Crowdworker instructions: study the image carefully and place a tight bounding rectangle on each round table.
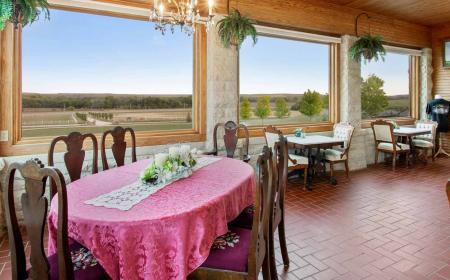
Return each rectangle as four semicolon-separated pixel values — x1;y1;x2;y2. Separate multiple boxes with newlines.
47;157;255;280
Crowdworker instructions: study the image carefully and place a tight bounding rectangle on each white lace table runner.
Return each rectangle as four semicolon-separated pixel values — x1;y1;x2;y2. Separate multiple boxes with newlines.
85;157;222;211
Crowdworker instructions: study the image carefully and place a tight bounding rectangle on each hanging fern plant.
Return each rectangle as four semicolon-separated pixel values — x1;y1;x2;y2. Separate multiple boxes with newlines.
0;0;50;31
349;13;386;63
217;9;257;49
349;34;386;63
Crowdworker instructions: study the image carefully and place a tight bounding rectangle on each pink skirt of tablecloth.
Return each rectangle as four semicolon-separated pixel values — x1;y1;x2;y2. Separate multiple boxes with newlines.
47;157;255;280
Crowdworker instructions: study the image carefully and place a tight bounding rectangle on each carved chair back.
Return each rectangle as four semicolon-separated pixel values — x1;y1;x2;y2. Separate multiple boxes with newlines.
48;132;98;195
101;126;137;170
333;122;355;157
212;121;250;161
264;125;282;150
247;146;274;279
371;120;399;151
415;120;438;143
3;159;73;280
272;135;288;231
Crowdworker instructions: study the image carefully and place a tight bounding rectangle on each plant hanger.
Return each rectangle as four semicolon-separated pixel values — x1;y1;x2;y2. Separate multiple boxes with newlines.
355;12;371;37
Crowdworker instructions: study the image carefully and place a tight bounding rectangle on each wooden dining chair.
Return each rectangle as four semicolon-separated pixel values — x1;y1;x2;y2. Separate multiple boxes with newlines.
268;135;290;278
371;120;410;171
188;146;273;280
205;121;251;163
323;122;355;178
413;120;438;163
48;132;98;195
265;125;308;186
101;126;137;170
3;159;109;280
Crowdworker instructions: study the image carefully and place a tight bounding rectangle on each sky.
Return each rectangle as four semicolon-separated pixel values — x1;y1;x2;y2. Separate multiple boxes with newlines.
23;9;409;96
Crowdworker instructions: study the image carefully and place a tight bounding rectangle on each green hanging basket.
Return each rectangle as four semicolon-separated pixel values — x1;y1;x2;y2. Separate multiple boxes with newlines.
217;9;257;49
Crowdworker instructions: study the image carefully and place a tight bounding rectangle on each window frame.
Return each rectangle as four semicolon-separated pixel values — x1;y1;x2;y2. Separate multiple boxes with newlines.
360;47;422;128
237;26;340;137
3;4;207;156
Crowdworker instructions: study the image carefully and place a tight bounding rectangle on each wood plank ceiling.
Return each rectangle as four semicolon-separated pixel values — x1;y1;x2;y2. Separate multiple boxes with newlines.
325;0;450;26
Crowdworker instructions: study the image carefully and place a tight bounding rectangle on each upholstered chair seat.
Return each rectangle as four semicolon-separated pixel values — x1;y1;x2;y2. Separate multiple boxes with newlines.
412;139;434;148
199;228;251;273
288;154;309;166
378;142;410;151
47;239;109;280
324;148;348;161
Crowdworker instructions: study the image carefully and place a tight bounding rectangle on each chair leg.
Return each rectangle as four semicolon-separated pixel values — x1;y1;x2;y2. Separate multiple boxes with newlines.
278;217;289;270
405;152;410;167
262;253;271;280
344;160;349;178
375;149;379;164
303;167;308;187
269;229;278;280
392;153;396;171
330;163;334;179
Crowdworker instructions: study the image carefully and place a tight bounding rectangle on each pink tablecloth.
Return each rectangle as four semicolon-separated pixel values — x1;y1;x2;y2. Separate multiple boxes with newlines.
48;157;255;280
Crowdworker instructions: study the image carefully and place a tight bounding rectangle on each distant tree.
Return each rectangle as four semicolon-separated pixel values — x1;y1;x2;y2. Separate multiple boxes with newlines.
322;93;329;109
298;90;323;120
254;96;271;124
275;97;290;118
240;97;252;119
361;74;389;118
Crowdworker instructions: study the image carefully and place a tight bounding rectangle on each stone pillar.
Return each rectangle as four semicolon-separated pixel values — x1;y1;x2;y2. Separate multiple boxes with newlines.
420;48;433;120
205;15;239;150
340;35;367;170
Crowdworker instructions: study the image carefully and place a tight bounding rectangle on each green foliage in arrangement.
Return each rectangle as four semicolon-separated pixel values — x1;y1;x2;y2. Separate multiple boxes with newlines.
0;0;50;31
254;96;271;124
240;97;251;119
298;90;323;120
361;74;389;118
217;9;257;49
349;34;386;63
274;97;290;118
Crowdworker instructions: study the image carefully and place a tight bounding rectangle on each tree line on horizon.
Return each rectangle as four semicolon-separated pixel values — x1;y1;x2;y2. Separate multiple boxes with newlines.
23;94;192;110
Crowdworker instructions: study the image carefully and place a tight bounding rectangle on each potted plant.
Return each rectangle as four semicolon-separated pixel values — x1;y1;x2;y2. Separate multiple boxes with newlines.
217;9;257;49
349;34;386;63
0;0;50;31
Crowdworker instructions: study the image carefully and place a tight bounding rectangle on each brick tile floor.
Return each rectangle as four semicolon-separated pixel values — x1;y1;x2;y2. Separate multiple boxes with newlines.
0;158;449;279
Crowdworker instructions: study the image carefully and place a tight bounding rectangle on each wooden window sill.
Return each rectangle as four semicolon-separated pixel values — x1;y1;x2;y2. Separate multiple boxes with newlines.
0;130;206;156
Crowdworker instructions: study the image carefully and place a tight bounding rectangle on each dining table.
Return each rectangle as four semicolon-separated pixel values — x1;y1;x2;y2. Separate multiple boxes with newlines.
47;156;255;280
287;135;345;189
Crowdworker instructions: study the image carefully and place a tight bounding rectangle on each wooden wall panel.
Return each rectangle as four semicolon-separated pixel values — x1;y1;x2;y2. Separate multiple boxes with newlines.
228;0;431;48
432;23;450;100
92;0;431;47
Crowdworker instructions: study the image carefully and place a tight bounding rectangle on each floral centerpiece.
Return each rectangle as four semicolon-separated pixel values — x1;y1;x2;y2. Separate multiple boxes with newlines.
140;145;197;185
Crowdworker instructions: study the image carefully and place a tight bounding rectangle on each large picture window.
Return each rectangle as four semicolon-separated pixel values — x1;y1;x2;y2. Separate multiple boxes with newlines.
239;35;331;127
21;9;195;138
361;52;412;120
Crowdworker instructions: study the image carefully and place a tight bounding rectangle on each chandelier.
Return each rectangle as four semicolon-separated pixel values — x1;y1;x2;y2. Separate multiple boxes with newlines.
150;0;215;35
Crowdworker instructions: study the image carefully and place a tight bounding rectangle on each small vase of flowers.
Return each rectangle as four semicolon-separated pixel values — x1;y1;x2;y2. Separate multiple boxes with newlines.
140;145;197;185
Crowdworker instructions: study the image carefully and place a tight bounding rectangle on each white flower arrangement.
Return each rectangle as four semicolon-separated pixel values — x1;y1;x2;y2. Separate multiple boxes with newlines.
140;145;197;185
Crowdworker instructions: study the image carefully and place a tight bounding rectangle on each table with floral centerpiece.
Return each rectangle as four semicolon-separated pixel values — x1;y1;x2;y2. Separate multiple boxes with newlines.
47;146;255;280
